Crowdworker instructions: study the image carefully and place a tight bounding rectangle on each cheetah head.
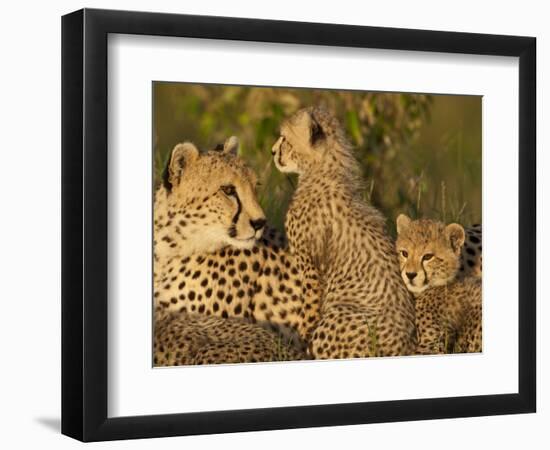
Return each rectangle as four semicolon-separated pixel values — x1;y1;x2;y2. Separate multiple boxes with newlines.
154;136;266;258
271;106;352;175
395;214;465;294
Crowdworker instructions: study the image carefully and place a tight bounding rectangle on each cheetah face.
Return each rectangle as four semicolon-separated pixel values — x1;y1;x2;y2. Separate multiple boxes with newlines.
395;214;465;294
271;108;328;175
271;135;301;174
155;137;266;257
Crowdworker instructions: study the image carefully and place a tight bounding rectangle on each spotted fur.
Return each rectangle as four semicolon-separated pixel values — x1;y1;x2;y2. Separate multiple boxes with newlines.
154;307;306;365
395;215;482;294
154;137;321;363
459;224;482;278
272;107;417;358
395;216;482;354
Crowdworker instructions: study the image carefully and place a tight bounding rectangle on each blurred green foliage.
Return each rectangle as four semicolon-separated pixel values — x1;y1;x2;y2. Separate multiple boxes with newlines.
153;83;481;234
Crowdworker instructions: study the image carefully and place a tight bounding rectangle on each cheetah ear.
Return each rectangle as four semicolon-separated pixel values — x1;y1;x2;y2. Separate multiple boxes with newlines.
163;142;199;192
396;214;412;235
445;223;465;255
308;111;325;146
222;136;239;155
294;109;325;147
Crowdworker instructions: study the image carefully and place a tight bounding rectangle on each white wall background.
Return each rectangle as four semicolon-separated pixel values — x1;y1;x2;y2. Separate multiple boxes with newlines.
0;0;546;448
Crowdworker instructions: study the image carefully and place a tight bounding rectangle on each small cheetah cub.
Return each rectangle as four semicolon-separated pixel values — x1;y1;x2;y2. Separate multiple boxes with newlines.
396;215;482;354
272;107;416;357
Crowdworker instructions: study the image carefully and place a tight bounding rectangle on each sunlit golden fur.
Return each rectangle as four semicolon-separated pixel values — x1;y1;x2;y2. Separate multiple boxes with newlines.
414;278;482;354
273;107;416;358
273;106;362;181
154;137;266;262
396;214;465;295
154;307;306;365
395;216;482;354
153;139;321;360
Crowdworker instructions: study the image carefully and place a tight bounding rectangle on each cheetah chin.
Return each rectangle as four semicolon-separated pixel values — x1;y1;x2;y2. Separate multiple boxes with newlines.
226;234;259;249
404;281;429;295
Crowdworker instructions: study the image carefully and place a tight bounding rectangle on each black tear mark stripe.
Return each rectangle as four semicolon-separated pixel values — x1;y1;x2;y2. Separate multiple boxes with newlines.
231;192;242;225
421;262;428;285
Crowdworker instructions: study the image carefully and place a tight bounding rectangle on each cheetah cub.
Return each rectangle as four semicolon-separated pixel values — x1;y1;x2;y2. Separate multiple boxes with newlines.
395;214;482;354
272;107;416;358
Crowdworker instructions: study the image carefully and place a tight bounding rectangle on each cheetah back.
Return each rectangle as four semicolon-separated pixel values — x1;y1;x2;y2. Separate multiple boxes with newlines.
273;107;417;358
154;308;307;366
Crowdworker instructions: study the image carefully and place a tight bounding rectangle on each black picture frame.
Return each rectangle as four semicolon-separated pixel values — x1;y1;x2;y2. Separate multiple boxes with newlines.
62;8;536;442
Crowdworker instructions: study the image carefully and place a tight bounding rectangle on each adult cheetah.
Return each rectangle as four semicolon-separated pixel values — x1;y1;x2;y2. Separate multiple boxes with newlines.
459;224;482;278
395;214;482;354
154;307;305;366
271;107;417;358
154;137;321;355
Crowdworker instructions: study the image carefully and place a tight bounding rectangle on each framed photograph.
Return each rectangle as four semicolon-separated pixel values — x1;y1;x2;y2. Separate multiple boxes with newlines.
62;8;536;441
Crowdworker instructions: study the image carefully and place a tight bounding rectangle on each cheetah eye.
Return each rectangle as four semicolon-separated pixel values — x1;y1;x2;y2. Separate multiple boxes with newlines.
422;253;434;261
220;184;236;196
401;250;408;258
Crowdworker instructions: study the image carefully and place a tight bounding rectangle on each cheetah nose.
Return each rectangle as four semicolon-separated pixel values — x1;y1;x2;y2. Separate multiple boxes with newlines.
250;218;266;231
406;272;417;281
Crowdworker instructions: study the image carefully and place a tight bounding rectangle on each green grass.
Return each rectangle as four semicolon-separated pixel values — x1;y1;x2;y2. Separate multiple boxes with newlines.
153;83;482;361
153;83;481;233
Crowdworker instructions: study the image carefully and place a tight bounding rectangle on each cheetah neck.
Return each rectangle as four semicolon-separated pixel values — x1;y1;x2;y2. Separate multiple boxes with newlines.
297;152;364;196
154;220;227;263
411;271;461;298
154;190;227;263
291;158;411;314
